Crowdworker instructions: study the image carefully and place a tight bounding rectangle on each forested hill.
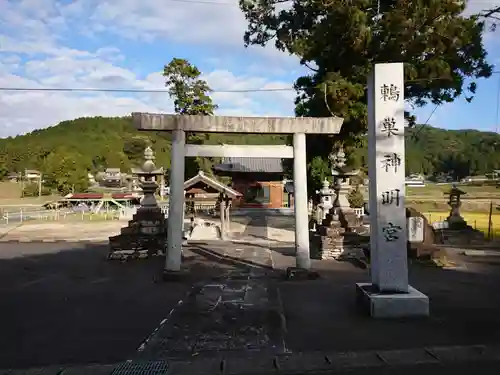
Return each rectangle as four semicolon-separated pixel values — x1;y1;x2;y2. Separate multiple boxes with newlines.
346;126;500;180
404;126;500;179
0;116;288;181
1;116;499;183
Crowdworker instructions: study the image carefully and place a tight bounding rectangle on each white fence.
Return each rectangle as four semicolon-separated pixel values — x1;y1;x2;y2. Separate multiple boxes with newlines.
1;203;367;225
0;208;121;225
353;207;365;218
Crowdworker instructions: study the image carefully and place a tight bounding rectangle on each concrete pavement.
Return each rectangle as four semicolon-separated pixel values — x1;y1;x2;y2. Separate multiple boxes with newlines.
2;233;500;373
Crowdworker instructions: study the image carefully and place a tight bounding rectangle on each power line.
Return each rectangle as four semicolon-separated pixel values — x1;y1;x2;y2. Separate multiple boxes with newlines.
0;87;294;93
2;71;499;95
3;72;499;94
411;104;439;141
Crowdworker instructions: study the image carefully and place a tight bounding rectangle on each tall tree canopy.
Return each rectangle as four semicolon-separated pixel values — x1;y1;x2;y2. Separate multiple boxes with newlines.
239;0;493;190
163;58;219;177
163;58;218;116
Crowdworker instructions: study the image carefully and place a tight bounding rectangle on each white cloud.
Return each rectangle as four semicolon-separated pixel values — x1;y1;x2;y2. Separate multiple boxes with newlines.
0;0;299;137
0;43;295;137
0;52;295;137
73;0;298;67
2;0;498;139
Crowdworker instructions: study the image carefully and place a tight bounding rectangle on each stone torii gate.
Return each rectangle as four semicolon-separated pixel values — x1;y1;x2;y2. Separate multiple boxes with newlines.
132;113;343;275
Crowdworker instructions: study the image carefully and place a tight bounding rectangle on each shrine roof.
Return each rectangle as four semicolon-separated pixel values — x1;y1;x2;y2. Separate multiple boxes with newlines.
184;171;242;198
332;165;359;175
213;157;284;173
130;167;164;175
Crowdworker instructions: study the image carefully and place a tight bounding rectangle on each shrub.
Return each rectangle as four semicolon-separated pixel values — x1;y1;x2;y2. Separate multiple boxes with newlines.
347;187;365;208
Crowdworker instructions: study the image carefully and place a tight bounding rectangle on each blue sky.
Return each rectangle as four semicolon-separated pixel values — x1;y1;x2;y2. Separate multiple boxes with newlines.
1;0;500;137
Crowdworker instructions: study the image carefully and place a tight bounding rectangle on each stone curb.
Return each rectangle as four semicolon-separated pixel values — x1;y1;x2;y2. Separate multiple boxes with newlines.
0;239;107;244
2;344;500;374
0;223;24;240
461;250;500;257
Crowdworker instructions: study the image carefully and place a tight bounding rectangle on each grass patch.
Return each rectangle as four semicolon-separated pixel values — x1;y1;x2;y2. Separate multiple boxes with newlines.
0;182;61;206
407;183;500;198
0;181;22;199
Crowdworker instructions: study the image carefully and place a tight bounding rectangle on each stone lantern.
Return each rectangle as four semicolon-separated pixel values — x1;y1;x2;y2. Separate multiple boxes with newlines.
107;147;168;260
138;147;160;210
315;178;336;223
329;146;360;212
445;183;467;228
131;146;166;199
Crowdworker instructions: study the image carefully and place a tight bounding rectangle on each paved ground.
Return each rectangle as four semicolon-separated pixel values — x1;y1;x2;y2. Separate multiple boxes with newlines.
186;241;500;352
0;216;290;242
0;221;124;241
0;242;237;369
2;221;500;373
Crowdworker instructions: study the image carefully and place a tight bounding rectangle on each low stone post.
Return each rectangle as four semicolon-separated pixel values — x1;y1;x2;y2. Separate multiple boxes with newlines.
219;194;226;240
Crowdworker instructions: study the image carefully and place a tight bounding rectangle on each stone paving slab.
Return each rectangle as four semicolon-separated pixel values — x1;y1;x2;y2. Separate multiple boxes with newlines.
3;344;500;374
188;242;275;270
136;277;285;359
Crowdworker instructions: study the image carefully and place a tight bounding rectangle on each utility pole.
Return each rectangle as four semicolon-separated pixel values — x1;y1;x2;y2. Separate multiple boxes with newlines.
488;200;493;241
20;170;24;198
38;173;42;198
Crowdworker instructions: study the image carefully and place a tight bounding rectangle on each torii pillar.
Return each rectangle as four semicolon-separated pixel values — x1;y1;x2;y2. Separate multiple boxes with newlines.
132;113;343;278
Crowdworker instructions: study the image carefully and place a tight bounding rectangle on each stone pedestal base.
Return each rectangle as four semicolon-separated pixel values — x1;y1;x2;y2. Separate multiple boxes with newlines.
355;283;429;318
446;215;467;228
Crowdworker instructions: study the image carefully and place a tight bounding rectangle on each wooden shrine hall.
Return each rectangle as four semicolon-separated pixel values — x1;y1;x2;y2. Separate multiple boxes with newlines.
183;171;241;240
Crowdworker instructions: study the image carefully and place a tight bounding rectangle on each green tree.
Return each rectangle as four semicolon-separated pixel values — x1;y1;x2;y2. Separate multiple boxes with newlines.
163;58;219;177
163;58;218;116
239;0;492;189
42;149;90;195
123;137;148;161
308;156;331;195
0;157;7;180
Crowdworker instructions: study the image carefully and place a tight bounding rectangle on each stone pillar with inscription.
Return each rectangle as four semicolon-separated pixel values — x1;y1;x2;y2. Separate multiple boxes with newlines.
356;63;429;318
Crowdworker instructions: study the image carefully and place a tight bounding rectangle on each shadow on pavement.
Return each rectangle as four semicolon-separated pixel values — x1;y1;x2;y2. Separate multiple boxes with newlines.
0;242;267;370
277;255;500;355
2;240;500;372
189;244;276;273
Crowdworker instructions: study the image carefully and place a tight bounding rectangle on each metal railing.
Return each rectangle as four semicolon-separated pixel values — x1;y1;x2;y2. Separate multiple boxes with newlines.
1;204;366;225
0;208;121;225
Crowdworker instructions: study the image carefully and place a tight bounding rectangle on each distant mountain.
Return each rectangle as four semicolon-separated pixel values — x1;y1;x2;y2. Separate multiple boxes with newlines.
0;116;287;182
347;125;500;180
1;117;498;185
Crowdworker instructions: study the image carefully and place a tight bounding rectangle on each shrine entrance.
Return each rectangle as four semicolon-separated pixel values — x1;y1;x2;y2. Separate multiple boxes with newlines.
132;113;343;274
183;170;242;240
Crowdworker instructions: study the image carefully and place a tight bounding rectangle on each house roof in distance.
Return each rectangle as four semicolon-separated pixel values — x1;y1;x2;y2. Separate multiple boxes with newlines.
183;171;242;198
213;157;284;173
